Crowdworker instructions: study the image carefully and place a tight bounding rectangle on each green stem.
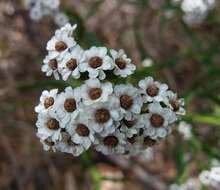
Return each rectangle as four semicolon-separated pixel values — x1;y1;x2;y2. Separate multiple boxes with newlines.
184;114;220;128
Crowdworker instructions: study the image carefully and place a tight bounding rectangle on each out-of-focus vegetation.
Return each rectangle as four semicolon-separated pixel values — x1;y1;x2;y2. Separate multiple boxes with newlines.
0;0;220;189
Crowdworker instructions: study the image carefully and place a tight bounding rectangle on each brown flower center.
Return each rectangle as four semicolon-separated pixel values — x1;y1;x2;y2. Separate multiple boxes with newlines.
76;124;90;137
127;135;137;144
144;137;156;147
66;58;77;71
44;139;55;146
89;88;102;100
95;108;110;123
150;114;164;128
89;56;103;68
123;119;136;128
146;85;159;97
55;41;67;52
47;118;60;130
64;98;76;112
44;97;54;108
103;136;118;148
115;58;126;69
49;59;58;70
170;100;180;112
120;95;133;110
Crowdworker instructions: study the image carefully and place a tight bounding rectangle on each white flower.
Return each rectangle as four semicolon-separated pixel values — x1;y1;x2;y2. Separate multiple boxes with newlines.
143;102;176;139
36;111;63;142
54;87;81;126
79;46;113;80
181;0;216;25
87;96;122;137
80;78;113;105
120;114;145;138
35;89;58;114
55;23;77;37
199;167;220;188
142;58;154;68
66;112;95;150
138;77;168;103
59;45;84;81
165;91;185;116
37;135;57;152
95;130;126;155
114;84;143;120
170;178;200;190
54;12;69;27
42;55;60;80
178;121;192;140
110;49;136;77
56;132;84;156
46;27;76;60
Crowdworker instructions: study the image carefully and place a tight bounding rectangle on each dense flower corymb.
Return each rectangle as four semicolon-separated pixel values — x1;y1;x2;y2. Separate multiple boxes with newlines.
35;23;185;157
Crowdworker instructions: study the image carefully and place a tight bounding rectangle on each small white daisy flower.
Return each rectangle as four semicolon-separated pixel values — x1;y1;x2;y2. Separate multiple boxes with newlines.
87;96;122;137
46;27;76;60
143;102;177;139
35;89;58;114
36;111;63;142
54;87;81;126
37;135;57;152
80;78;113;105
66;113;95;150
95;130;126;155
56;132;84;156
42;55;60;80
165;90;186;116
114;84;143;120
59;45;84;81
138;77;168;103
120;114;145;138
110;49;136;77
79;46;113;80
55;23;77;37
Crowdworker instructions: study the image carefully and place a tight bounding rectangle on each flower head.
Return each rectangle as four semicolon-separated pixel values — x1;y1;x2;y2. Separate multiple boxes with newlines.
144;102;176;139
80;78;113;105
79;46;113;80
110;49;136;77
95;130;126;155
114;84;143;120
35;89;58;114
59;45;84;81
87;96;122;136
54;87;81;126
139;77;168;103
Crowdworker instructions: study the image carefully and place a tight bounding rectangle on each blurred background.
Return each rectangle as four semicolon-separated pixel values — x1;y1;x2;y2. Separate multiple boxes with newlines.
0;0;220;189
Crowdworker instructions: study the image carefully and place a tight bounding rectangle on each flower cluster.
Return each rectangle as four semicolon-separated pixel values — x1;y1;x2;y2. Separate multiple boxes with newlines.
180;0;216;25
24;0;68;26
199;166;220;189
169;178;201;190
35;23;185;156
41;24;136;81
